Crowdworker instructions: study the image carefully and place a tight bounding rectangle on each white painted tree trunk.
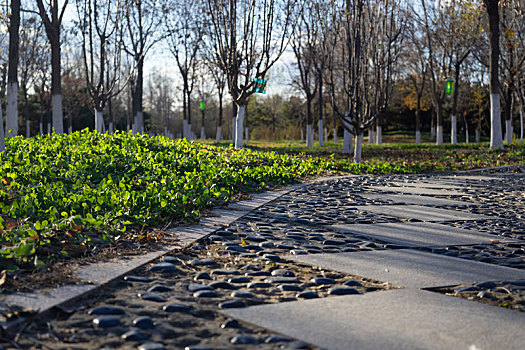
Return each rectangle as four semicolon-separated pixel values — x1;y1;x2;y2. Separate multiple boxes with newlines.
182;119;188;139
505;119;512;144
436;125;443;145
324;127;328;143
68;125;72;134
520;110;523;143
47;123;51;134
39;122;43;135
465;127;469;144
52;94;63;133
342;122;353;154
306;124;313;147
216;126;222;143
333;128;337;143
232;116;236;145
200;126;205;139
26;120;30;138
354;132;364;163
451;115;457;145
475;129;480;143
188;123;193;140
415;130;421;144
376;125;382;145
245;127;249;143
0;105;5;152
109;122;114;134
136;111;144;134
95;109;105;132
6;82;18;137
430;125;436;140
318;119;324;146
490;93;504;149
234;105;245;149
368;129;376;144
300;128;304;142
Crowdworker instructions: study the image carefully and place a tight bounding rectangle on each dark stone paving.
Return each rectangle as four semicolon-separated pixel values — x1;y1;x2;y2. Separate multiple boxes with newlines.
2;170;525;349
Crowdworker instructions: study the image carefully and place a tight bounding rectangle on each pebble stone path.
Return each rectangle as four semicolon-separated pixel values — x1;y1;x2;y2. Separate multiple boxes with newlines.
2;169;525;349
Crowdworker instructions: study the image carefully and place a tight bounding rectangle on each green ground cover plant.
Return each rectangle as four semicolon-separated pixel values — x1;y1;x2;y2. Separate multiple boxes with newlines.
0;130;523;270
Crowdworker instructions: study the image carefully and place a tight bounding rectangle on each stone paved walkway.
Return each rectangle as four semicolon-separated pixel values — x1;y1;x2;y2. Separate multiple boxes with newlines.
2;170;525;349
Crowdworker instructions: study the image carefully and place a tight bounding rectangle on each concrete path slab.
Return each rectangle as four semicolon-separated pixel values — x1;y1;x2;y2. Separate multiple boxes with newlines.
361;193;472;206
222;289;525;350
328;222;511;248
353;205;493;221
368;186;465;196
289;250;525;288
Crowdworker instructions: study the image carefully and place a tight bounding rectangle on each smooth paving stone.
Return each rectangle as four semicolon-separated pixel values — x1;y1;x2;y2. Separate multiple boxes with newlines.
138;292;167;303
163;303;191;313
352;205;493;222
343;280;363;287
122;329;149;341
148;262;179;274
133;316;155;329
193;290;219;298
147;285;172;293
92;316;121;328
361;193;473;206
124;276;153;283
88;306;125;315
296;291;318;299
221;319;240;328
209;281;237;290
279;284;304;292
368;186;466;196
188;284;213;292
194;272;211;281
185;346;213;350
211;269;241;276
290;250;525;289
271;269;295;277
329;222;512;248
138;342;165;350
231;290;256;299
230;334;258;345
163;256;182;264
328;287;360;295
265;335;292;343
219;300;245;309
228;277;251;284
310;277;337;285
189;258;217;266
222;289;525;350
265;276;301;284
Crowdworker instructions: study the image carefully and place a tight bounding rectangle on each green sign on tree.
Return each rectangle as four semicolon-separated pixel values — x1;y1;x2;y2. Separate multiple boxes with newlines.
445;78;454;95
253;78;267;94
200;100;205;110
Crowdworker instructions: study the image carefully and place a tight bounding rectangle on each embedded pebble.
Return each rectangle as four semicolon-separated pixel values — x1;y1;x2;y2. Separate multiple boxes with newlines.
265;276;301;284
88;306;125;315
343;280;363;287
328;287;360;295
231;290;256;299
209;281;237;290
271;269;295;277
138;342;165;350
147;285;172;293
211;269;240;276
92;316;120;328
124;276;153;283
148;262;179;274
230;334;258;345
194;272;212;281
265;335;292;343
219;300;245;309
310;277;336;285
221;319;239;328
133;316;155;329
296;291;318;299
278;284;304;292
138;292;167;302
163;303;191;313
193;290;219;298
247;282;272;289
122;329;148;341
188;284;213;293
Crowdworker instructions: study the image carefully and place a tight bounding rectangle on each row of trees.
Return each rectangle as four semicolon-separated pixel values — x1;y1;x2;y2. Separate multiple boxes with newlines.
1;0;524;162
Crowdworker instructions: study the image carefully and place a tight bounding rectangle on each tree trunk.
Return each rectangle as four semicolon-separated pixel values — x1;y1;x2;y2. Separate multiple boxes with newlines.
216;94;223;143
415;105;421;144
6;0;20;137
318;74;324;146
436;103;443;145
216;126;222;143
376;125;382;145
504;93;513;144
200;109;205;139
354;131;364;163
306;97;313;147
342;117;353;154
451;65;461;145
368;128;376;144
234;104;245;149
451;115;457;145
475;128;480;143
0;104;5;152
484;0;503;149
318;118;324;146
95;109;105;132
245;127;249;143
232;102;237;145
133;57;144;134
520;109;523;143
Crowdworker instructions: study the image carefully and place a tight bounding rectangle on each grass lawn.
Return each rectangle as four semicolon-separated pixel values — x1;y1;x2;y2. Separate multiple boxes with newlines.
1;129;524;273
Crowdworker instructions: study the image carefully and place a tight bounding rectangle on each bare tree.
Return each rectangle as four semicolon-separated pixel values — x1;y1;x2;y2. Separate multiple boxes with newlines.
32;0;68;134
328;0;405;161
77;0;127;133
483;0;504;149
6;0;20;137
165;0;205;140
122;0;162;134
291;1;319;147
206;0;298;149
